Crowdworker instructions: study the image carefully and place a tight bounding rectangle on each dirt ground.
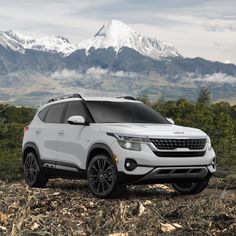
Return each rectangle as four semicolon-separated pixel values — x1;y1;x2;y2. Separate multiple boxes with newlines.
0;178;235;236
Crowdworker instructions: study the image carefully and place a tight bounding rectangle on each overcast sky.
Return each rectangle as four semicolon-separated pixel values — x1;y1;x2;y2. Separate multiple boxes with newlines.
0;0;236;64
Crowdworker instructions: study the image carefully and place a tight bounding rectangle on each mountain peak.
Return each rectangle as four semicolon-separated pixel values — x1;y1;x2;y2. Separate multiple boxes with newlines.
95;20;132;37
4;30;33;42
0;30;76;55
78;20;180;59
0;21;180;59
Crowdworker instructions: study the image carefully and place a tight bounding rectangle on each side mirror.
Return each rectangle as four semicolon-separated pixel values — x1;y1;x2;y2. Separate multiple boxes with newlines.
166;118;175;125
67;115;89;125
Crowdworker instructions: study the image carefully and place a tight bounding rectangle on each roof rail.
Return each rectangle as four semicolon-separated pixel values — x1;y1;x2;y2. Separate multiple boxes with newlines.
47;94;83;103
116;96;136;101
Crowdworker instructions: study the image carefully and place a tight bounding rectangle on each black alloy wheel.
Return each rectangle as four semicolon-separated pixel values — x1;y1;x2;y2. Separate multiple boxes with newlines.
24;152;48;187
87;155;117;198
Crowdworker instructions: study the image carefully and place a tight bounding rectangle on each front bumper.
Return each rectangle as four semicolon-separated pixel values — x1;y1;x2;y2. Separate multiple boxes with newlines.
111;139;216;183
118;165;214;185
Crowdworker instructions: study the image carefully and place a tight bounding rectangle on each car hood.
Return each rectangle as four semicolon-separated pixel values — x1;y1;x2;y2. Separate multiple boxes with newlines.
98;123;207;138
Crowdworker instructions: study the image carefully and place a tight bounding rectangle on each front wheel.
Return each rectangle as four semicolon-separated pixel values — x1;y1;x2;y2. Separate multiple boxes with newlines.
172;179;209;195
24;152;48;188
87;155;118;198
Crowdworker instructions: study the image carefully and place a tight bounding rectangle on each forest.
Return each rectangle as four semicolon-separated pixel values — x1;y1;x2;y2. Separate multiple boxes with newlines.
0;90;236;182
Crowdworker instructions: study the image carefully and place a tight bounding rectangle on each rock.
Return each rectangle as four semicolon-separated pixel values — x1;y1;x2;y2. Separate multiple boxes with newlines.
138;202;145;216
0;225;7;231
10;201;20;209
160;223;182;233
144;200;152;205
0;211;8;225
31;222;40;230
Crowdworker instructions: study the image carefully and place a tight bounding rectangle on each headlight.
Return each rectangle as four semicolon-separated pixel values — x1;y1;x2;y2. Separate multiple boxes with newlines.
107;133;150;151
207;136;212;151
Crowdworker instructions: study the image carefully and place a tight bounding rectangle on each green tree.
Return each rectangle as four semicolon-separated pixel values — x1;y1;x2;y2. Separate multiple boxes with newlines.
197;87;211;105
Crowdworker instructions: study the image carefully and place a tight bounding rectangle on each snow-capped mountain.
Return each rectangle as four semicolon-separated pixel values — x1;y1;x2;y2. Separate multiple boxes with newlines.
0;30;77;55
77;20;180;59
0;20;236;105
0;20;180;59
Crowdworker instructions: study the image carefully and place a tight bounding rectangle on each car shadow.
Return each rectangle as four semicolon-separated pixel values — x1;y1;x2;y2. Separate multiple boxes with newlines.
47;179;180;200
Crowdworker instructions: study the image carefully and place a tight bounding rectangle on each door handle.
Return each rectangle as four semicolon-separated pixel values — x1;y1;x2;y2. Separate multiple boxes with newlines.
35;129;41;135
58;130;64;136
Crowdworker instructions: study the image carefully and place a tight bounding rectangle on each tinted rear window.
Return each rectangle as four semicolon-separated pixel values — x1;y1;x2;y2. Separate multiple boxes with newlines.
38;106;50;121
85;101;169;124
45;103;66;123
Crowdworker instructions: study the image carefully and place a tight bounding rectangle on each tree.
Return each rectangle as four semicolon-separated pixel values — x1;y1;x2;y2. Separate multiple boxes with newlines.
197;87;211;105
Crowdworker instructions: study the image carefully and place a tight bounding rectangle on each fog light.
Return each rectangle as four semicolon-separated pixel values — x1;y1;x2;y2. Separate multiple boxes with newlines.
125;159;137;171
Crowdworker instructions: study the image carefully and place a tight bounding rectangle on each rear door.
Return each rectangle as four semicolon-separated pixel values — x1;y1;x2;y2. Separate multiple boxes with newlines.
56;101;89;169
37;102;66;164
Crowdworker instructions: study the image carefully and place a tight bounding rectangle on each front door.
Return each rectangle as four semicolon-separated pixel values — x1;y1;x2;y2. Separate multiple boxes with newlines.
56;101;89;170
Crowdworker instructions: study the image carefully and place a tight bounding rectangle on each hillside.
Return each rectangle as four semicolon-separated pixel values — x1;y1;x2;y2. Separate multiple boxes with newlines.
0;20;236;105
0;178;235;236
0;100;236;235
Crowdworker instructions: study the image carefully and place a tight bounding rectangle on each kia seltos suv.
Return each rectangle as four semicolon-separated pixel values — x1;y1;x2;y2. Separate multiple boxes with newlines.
22;94;216;198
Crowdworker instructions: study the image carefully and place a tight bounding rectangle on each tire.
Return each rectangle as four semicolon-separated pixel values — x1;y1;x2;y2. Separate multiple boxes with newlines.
24;152;48;188
172;179;209;195
87;154;118;198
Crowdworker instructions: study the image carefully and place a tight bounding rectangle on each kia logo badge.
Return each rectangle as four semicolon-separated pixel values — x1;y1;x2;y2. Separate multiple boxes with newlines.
174;131;184;134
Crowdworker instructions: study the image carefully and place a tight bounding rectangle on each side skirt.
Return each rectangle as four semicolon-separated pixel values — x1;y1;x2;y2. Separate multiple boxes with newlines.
41;160;86;179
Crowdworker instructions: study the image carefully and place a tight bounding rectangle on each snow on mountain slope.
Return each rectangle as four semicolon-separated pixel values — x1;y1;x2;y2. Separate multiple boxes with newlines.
0;30;77;55
77;20;180;59
0;30;28;53
29;35;77;55
0;20;180;59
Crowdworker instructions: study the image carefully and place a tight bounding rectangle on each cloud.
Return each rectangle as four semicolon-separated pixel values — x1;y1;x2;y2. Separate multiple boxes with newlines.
85;67;108;79
0;0;236;63
198;73;236;83
51;69;81;79
51;67;140;81
213;42;222;47
179;72;236;84
203;21;236;32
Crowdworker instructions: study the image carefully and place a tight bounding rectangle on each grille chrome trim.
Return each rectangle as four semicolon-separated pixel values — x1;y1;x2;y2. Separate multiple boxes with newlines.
150;138;207;150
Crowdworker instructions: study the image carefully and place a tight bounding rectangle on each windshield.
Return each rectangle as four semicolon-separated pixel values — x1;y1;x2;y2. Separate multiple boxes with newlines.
85;101;169;124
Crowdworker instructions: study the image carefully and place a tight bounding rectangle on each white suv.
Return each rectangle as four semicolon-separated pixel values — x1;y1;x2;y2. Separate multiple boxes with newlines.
22;94;216;198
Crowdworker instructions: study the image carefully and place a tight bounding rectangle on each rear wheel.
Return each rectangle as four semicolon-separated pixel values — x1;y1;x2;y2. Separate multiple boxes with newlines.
172;179;209;195
87;154;118;198
24;152;48;188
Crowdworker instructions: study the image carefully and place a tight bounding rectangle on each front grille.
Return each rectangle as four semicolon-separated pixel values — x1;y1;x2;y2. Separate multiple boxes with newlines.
154;151;206;157
150;138;206;150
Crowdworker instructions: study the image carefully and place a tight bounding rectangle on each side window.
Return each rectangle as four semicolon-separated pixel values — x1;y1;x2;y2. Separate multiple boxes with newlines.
38;106;50;121
45;103;66;123
64;101;87;123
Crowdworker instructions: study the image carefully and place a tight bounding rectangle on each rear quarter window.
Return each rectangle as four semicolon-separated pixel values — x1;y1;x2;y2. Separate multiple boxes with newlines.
44;103;66;123
38;106;50;121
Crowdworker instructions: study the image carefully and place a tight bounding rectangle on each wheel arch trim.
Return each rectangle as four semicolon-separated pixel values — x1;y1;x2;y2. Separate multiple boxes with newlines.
86;143;115;168
22;142;41;165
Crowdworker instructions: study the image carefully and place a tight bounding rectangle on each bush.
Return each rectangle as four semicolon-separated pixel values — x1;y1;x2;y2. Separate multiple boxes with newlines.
142;97;236;167
0;100;236;181
0;104;34;180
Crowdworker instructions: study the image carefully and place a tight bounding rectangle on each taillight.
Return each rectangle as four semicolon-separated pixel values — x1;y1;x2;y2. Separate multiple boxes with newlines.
24;126;29;133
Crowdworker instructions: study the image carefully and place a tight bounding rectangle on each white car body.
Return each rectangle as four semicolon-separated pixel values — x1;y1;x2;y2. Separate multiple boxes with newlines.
22;95;216;197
